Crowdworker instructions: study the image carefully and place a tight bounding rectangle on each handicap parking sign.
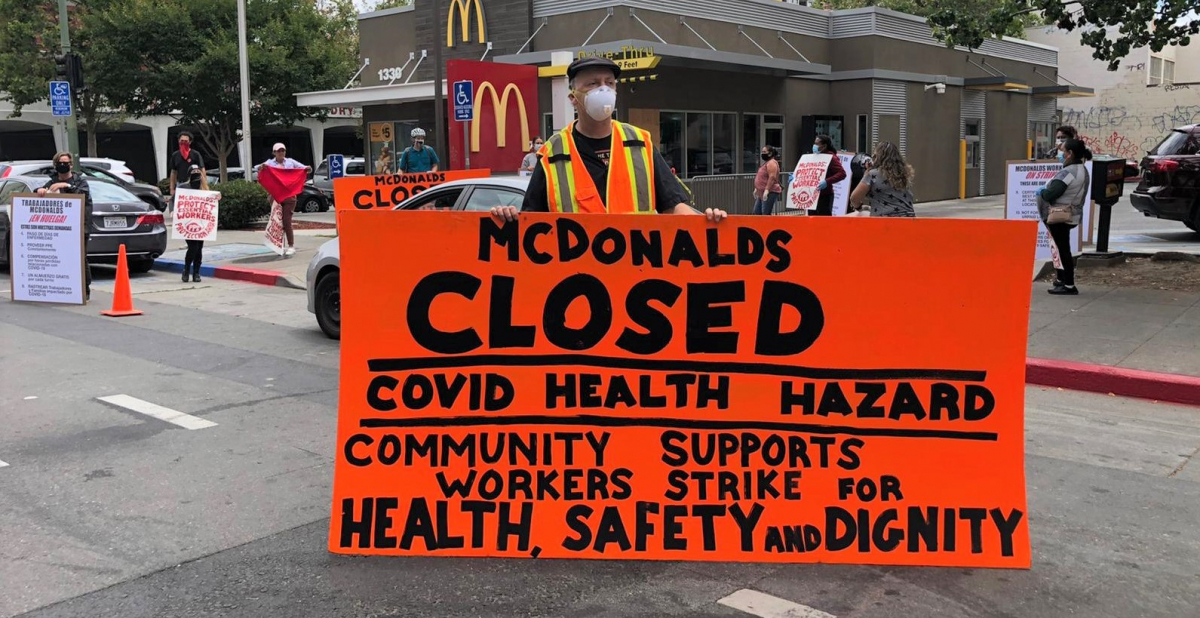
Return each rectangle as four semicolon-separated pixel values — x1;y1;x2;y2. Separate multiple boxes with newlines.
453;81;473;121
50;81;72;117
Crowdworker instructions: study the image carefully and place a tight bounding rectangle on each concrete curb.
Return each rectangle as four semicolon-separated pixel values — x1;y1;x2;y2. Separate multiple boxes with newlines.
152;259;305;290
1027;357;1200;407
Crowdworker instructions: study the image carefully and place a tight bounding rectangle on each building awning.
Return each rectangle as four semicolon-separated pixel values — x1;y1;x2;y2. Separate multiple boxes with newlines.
295;80;447;108
495;39;831;77
964;76;1030;91
1031;85;1095;98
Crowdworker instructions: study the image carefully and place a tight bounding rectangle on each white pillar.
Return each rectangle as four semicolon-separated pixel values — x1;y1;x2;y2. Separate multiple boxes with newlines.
150;120;171;181
308;123;324;165
550;51;575;133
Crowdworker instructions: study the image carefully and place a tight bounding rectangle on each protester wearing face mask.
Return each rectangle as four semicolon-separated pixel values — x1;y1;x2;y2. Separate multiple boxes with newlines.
181;165;213;283
37;152;94;300
1037;138;1092;295
752;146;782;215
168;131;205;213
398;128;439;173
811;134;847;216
1052;125;1077;158
519;136;545;174
492;56;725;222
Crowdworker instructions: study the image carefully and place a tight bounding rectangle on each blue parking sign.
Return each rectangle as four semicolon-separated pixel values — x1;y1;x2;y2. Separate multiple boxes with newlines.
328;154;345;179
49;81;72;117
453;80;473;121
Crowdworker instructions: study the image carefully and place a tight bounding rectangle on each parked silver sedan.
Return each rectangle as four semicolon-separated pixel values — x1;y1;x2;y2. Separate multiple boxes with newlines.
307;177;528;339
0;174;167;273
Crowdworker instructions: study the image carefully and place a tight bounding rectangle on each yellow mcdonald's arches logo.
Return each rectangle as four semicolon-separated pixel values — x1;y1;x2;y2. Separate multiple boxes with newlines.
446;0;486;48
471;81;530;153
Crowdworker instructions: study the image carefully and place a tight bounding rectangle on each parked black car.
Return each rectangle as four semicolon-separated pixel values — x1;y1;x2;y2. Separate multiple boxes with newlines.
0;174;167;272
1;160;167;212
1130;124;1200;232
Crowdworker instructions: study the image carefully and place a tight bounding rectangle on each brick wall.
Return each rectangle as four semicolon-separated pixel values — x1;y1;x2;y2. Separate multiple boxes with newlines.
411;0;533;82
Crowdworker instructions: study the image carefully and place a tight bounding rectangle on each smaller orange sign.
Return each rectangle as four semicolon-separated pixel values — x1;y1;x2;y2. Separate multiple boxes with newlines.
333;170;492;211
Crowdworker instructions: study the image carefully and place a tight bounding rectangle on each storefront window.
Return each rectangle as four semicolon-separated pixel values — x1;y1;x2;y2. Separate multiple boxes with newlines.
368;120;418;174
1031;121;1055;159
713;113;735;175
857;115;869;153
659;112;684;174
686;112;712;177
814;117;844;150
742;115;761;173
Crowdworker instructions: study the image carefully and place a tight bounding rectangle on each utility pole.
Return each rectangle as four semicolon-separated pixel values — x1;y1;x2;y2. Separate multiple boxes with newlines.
237;0;253;177
56;0;80;161
430;0;445;158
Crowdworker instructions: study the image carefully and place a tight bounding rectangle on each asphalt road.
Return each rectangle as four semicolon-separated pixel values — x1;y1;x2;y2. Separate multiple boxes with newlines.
1;271;1198;618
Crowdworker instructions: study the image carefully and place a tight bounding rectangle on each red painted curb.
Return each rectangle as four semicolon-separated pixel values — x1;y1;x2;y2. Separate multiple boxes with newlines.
1026;357;1200;407
212;264;286;287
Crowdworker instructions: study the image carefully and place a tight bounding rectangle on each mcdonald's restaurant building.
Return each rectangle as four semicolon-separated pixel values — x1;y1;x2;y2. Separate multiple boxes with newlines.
295;0;1090;202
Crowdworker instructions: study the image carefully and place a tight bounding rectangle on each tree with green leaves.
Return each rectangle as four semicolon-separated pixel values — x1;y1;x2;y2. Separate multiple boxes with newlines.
0;0;127;157
87;0;358;180
925;1;1199;70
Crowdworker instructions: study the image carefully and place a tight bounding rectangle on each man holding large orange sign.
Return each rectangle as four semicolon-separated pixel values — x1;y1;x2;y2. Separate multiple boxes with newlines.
331;211;1036;568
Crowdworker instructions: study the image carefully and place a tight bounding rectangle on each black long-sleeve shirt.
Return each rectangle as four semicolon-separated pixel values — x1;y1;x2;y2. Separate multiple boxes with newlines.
43;173;93;221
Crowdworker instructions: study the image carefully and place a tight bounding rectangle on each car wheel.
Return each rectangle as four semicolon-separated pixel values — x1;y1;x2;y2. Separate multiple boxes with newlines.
315;271;341;340
129;257;155;274
301;196;322;213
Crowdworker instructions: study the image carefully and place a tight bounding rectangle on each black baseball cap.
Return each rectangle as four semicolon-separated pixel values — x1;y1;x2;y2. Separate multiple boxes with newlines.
567;56;621;81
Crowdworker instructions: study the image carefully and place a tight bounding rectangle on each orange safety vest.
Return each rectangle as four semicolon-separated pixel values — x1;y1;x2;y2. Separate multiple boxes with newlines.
538;120;656;214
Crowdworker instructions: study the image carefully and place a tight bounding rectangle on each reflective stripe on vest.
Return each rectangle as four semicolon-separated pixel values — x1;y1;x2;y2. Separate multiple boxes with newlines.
539;121;655;214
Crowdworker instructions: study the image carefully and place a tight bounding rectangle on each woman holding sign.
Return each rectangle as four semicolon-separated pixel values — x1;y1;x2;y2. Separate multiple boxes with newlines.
1037;139;1092;295
811;135;846;216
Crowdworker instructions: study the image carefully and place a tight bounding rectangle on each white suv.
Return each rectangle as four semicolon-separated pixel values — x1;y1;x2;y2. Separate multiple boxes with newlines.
311;156;366;198
80;157;137;183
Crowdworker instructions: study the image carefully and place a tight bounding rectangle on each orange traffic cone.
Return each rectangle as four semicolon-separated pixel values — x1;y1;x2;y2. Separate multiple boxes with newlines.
101;244;143;317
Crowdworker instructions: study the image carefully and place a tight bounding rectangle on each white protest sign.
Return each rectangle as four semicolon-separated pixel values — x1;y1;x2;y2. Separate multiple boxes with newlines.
264;200;286;255
1005;161;1082;261
830;152;856;216
10;193;86;305
785;153;832;211
171;188;220;241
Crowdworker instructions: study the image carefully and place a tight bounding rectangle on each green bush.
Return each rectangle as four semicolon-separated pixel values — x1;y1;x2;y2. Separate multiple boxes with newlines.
215;179;271;229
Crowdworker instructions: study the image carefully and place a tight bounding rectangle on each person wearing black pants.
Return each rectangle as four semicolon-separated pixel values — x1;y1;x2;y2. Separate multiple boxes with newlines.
1038;139;1092;295
811;134;846;216
180;165;212;282
1047;223;1076;288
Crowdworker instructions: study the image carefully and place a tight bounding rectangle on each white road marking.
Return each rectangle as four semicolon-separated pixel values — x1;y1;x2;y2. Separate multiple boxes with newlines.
24;396;37;400
718;589;837;618
96;394;217;430
0;459;9;468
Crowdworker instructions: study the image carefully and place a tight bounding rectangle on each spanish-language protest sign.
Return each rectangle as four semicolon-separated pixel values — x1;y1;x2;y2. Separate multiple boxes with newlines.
9;193;86;305
785;154;832;211
333;170;493;211
830;153;857;217
170;188;220;242
1004;160;1093;262
329;211;1037;568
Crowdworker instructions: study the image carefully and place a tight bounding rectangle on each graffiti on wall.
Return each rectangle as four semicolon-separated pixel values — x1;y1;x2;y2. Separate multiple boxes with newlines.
1062;104;1200;159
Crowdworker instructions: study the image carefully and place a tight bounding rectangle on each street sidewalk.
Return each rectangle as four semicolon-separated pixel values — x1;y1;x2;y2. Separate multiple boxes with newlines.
152;212;335;289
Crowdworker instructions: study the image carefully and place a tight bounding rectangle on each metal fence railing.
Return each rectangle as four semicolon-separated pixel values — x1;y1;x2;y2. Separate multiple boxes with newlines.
682;172;801;216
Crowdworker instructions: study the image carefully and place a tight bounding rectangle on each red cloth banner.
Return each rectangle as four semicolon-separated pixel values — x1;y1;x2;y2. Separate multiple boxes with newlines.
258;166;308;203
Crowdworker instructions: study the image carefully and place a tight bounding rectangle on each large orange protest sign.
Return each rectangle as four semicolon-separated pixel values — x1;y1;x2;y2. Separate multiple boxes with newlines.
333;170;492;211
331;212;1037;568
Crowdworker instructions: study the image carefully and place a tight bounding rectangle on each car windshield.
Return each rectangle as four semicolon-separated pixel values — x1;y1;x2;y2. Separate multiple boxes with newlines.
88;180;139;202
1151;130;1191;156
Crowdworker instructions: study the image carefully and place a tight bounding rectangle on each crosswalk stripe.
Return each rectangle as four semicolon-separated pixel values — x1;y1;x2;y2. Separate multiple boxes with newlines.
718;589;837;618
97;394;217;430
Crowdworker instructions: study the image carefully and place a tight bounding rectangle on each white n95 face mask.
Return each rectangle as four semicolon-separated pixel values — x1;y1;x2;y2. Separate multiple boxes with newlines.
584;86;616;121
